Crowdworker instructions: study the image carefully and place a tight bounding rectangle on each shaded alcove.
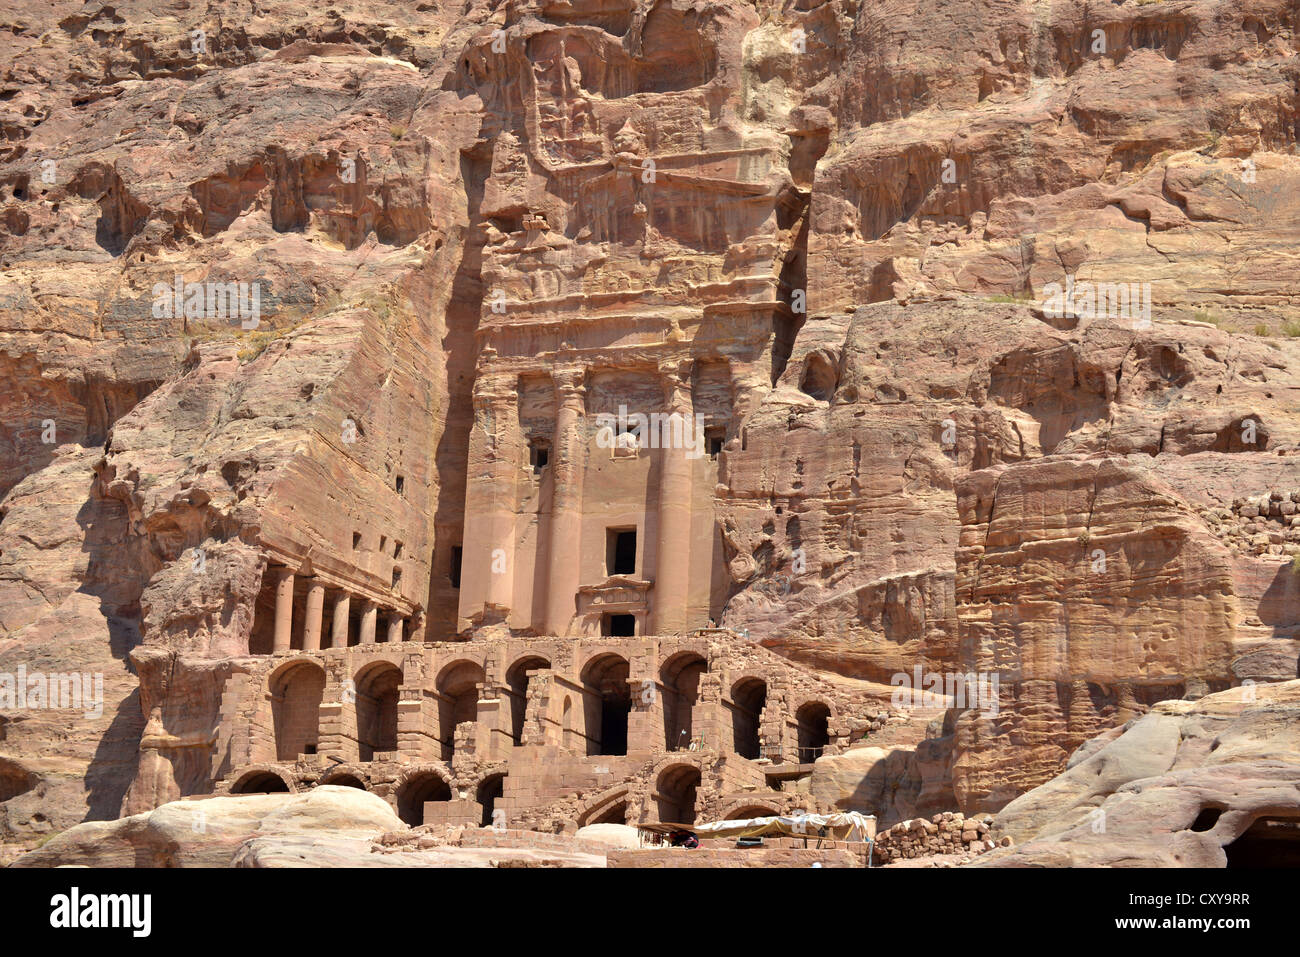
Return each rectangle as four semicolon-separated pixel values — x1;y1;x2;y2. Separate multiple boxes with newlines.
506;656;551;745
230;771;289;794
396;772;452;826
477;773;507;827
661;652;706;750
730;677;767;759
270;660;325;761
654;764;701;825
795;701;830;763
587;800;629;825
324;774;367;790
355;662;402;761
437;660;486;761
1224;815;1300;867
582;654;631;756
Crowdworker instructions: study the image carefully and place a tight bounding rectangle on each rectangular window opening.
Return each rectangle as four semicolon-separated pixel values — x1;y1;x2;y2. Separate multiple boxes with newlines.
602;613;636;637
606;527;637;576
529;438;550;473
450;546;463;589
706;426;725;458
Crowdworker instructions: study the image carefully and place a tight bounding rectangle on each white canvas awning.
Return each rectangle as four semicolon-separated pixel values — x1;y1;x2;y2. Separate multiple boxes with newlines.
689;811;876;842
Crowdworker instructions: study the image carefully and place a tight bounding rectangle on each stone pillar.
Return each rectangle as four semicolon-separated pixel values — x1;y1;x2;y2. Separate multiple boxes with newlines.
695;672;725;752
359;600;378;644
316;661;348;757
273;566;295;653
484;386;519;618
629;675;664;755
478;693;509;761
387;614;404;644
545;368;587;636
652;360;694;635
303;581;325;652
331;592;351;648
396;686;426;760
457;372;522;631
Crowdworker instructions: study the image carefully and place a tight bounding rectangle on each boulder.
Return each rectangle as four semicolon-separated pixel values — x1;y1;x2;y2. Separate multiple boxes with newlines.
13;786;403;868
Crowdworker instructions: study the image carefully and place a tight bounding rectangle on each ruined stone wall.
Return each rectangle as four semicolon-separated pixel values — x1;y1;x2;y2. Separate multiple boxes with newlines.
872;811;1005;864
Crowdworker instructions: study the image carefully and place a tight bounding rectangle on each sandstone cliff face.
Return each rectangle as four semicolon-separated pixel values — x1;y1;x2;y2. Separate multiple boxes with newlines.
1;0;486;838
1;0;1298;855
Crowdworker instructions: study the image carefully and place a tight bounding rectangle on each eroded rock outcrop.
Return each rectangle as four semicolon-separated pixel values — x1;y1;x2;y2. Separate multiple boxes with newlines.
11;784;405;868
973;679;1300;867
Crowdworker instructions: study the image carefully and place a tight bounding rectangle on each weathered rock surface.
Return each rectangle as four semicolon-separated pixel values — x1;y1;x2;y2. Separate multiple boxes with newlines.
14;784;610;867
11;785;405;867
806;736;955;827
973;679;1300;866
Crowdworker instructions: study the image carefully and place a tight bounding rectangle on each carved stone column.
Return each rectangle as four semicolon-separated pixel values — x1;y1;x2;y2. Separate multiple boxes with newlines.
330;592;351;648
652;360;694;635
273;567;295;654
359;600;378;644
457;372;522;630
544;368;587;636
303;581;325;652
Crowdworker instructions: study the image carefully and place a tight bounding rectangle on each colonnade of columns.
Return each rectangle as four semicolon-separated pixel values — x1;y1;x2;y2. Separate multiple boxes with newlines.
269;565;408;654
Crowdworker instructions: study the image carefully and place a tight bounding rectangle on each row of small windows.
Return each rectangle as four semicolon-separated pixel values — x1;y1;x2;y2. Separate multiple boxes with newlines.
525;428;726;471
351;532;403;558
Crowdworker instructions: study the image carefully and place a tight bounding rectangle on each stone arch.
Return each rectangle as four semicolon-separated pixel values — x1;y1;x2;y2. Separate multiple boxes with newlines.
230;766;296;794
795;699;831;762
660;651;707;751
588;800;630;826
269;658;326;761
576;785;632;827
394;766;454;826
506;655;551;745
354;660;403;761
729;675;767;759
327;774;367;789
476;772;507;827
722;801;782;820
319;765;370;789
654;762;701;825
436;658;486;762
581;653;630;756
